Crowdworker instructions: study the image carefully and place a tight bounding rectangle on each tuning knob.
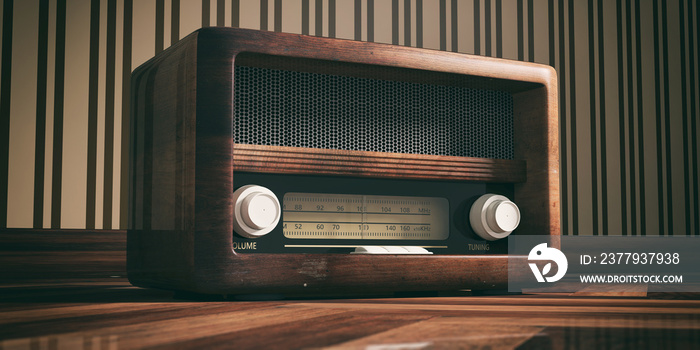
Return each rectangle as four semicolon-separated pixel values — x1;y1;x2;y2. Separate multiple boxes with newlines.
469;194;520;241
233;185;281;238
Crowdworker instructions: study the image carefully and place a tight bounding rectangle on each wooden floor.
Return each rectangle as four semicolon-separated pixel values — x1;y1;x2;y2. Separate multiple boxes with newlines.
1;230;699;348
1;280;700;349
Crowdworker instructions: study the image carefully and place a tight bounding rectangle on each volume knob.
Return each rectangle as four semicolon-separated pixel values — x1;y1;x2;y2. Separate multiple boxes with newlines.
469;194;521;241
233;185;281;238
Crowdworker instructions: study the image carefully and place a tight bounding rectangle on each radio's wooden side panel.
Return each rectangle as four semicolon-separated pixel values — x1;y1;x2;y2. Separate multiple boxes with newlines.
513;84;560;237
127;32;198;290
128;27;559;296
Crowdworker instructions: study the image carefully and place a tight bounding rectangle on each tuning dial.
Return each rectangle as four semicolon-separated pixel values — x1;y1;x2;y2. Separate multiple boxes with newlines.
233;185;281;238
469;194;521;241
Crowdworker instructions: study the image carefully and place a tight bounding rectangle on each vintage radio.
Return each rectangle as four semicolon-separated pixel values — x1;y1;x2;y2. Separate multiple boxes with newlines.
127;27;559;297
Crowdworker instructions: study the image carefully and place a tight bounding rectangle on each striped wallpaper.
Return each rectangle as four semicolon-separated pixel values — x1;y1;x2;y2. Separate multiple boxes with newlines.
0;0;698;236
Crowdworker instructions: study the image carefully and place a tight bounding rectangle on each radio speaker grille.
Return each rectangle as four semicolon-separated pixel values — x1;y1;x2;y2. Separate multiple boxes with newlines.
233;65;513;159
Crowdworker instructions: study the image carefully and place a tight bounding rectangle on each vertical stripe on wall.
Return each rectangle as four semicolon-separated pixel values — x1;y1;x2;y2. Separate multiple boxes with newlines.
274;0;282;32
0;0;13;229
474;0;480;55
440;0;446;51
495;0;501;58
202;0;209;27
354;0;361;40
415;0;422;48
679;0;689;235
517;0;523;61
119;0;132;230
516;0;525;61
0;0;698;234
654;0;665;235
171;0;180;43
232;0;239;28
367;0;374;42
548;0;554;66
662;0;673;236
597;0;608;235
392;0;398;44
624;0;636;236
217;0;225;27
616;0;627;236
302;0;309;35
567;0;578;235
527;0;533;62
484;0;491;56
689;0;699;236
450;0;457;52
587;0;598;235
260;0;268;30
634;0;646;236
33;0;49;229
156;0;164;52
103;0;116;229
679;0;693;236
558;0;568;234
315;0;322;36
403;0;410;46
51;0;66;228
86;0;99;229
328;0;335;38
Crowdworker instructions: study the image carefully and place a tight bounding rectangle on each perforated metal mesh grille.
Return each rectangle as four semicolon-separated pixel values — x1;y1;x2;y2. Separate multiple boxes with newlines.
233;66;514;159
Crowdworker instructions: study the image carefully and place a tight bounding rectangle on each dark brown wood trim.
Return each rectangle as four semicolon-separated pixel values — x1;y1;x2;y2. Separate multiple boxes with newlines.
233;144;526;183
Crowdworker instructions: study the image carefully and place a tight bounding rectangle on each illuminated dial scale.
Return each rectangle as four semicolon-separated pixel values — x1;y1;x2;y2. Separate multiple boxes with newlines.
282;193;449;240
232;185;521;253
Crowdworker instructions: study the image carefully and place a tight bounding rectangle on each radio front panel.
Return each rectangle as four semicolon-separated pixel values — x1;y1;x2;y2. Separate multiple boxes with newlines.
231;172;512;255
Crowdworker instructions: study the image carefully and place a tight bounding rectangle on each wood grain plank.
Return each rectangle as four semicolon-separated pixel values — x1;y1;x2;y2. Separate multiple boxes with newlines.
233;144;527;182
0;229;127;281
0;229;125;251
282;301;700;316
150;313;433;350
0;302;190;324
0;306;347;349
323;318;545;350
348;315;700;330
518;327;700;349
298;295;700;309
572;284;649;297
0;302;285;340
0;251;125;280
